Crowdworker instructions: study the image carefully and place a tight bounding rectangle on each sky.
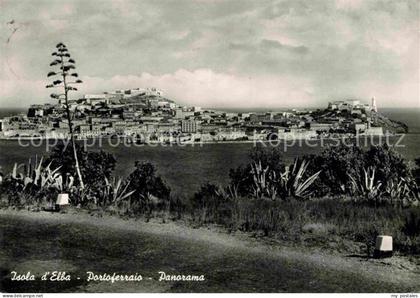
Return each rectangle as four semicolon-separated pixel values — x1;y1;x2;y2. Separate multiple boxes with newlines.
0;0;419;109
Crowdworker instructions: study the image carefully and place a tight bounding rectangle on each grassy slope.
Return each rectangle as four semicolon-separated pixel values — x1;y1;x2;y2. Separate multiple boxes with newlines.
0;209;419;293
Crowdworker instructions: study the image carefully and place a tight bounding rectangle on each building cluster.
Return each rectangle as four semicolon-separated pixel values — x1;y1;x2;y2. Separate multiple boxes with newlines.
0;89;384;142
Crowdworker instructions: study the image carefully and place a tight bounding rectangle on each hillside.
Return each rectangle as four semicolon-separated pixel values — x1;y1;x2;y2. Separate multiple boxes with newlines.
119;94;174;105
375;113;409;133
310;108;408;134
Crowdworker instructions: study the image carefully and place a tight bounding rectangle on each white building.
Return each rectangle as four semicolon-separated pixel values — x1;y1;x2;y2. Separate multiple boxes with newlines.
328;100;360;110
363;127;383;135
181;120;197;133
371;97;378;112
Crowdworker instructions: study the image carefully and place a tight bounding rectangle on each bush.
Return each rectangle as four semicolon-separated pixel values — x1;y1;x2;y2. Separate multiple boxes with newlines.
46;141;116;188
0;157;63;208
402;208;420;238
226;143;417;202
364;144;411;184
229;145;286;197
305;143;416;203
228;146;320;200
413;157;420;188
306;144;365;195
122;162;171;216
1;180;59;209
0;148;175;218
127;162;170;200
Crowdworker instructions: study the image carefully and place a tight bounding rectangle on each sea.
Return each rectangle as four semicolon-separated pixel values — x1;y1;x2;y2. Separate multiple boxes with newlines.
0;107;419;196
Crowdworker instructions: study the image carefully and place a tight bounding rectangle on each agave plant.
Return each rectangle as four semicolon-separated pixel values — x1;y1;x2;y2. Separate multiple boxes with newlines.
279;158;321;199
250;161;272;199
348;166;383;202
267;170;279;200
69;186;91;207
51;173;75;192
225;183;240;200
385;177;418;206
101;177;135;206
11;156;62;190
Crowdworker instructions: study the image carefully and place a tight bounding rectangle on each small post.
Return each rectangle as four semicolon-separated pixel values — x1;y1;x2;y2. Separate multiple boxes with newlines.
56;193;70;211
374;235;393;258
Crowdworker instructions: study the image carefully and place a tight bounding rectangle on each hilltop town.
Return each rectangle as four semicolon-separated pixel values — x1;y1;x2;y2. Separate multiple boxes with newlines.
0;87;408;142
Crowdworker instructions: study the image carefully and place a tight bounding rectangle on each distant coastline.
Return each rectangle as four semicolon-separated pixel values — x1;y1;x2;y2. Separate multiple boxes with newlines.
0;132;406;142
0;95;415;142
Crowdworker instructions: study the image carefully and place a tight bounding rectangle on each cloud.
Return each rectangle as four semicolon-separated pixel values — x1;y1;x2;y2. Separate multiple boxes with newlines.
0;69;314;108
335;0;364;11
82;69;314;108
2;67;416;109
0;78;49;107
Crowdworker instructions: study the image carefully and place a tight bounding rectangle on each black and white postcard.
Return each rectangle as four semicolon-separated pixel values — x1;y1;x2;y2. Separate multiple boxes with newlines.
0;0;419;296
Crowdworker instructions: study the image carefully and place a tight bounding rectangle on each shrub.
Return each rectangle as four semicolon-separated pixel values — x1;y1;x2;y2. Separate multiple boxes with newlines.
93;177;135;208
127;162;170;200
1;156;63;207
414;158;420;184
228;146;320;200
306;144;365;195
278;158;321;200
412;157;420;197
305;143;417;201
402;208;420;238
46;141;116;188
348;166;383;204
364;144;411;184
123;162;171;216
229;145;286;197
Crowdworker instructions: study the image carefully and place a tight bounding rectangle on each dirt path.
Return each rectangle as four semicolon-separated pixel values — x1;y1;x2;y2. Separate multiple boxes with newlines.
0;209;419;293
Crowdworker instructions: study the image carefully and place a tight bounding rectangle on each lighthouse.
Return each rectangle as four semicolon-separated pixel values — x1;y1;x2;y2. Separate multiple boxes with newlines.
371;97;378;112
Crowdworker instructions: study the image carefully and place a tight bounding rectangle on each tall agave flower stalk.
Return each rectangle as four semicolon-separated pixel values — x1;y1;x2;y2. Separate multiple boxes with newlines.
46;42;84;188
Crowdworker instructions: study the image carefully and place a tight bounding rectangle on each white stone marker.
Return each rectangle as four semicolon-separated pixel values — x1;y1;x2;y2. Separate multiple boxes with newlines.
56;193;70;206
374;235;393;258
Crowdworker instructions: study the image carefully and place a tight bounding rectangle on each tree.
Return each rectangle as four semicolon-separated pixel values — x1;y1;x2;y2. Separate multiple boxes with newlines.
127;162;171;201
46;42;85;188
364;144;411;185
